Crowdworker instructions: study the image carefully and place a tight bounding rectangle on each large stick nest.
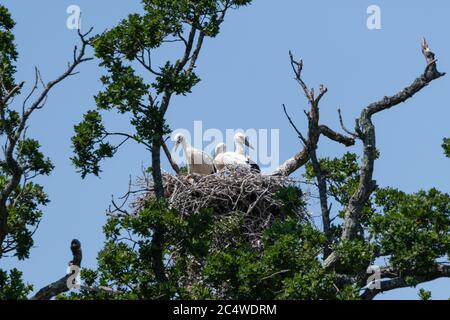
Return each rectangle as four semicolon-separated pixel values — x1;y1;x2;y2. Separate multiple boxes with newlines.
133;166;308;245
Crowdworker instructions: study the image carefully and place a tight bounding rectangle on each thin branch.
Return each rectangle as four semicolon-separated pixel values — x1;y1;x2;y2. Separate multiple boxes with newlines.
338;109;357;138
1;81;24;106
282;104;307;145
161;138;180;174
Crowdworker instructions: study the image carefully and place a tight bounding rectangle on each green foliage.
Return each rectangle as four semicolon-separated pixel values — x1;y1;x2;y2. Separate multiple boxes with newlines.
336;284;361;300
199;217;337;299
418;288;432;300
153;61;200;95
0;268;32;300
370;188;450;276
69;148;450;300
0;4;18;91
0;6;52;262
71;110;115;178
72;0;251;178
304;152;375;241
3;182;49;259
0;5;66;300
17;139;54;175
276;186;305;218
333;239;374;275
305;152;360;206
71;195;346;300
0;110;20;135
443;138;450;158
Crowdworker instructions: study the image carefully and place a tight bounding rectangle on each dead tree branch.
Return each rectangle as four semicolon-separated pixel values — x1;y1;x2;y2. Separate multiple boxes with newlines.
279;52;355;257
31;239;118;300
31;239;82;300
272;52;355;177
324;38;446;271
361;264;450;300
162;137;180;174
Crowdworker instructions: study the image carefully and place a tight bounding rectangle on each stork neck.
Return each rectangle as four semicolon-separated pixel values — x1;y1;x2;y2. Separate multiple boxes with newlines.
181;139;189;154
235;142;245;155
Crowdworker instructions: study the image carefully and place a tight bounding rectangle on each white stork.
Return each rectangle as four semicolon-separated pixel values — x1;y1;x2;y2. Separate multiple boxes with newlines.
213;143;227;171
214;133;260;172
233;132;253;155
233;133;260;172
174;133;215;175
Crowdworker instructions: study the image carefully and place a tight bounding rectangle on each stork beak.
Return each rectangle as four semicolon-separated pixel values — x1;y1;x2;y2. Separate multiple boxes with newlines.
245;137;254;150
174;141;180;152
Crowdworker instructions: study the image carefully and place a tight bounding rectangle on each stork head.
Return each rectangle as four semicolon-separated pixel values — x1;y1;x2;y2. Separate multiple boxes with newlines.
235;132;254;150
173;133;185;151
214;143;227;156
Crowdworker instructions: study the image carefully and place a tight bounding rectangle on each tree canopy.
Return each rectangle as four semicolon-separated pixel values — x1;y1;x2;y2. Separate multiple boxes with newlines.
1;1;449;301
0;4;91;299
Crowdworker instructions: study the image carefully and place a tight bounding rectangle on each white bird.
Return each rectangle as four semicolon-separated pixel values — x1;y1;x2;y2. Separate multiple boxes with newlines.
213;143;227;171
174;133;215;175
233;133;260;172
233;132;252;156
214;133;260;172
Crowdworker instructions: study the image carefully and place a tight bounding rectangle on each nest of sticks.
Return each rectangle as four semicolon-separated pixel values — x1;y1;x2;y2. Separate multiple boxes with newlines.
132;165;308;245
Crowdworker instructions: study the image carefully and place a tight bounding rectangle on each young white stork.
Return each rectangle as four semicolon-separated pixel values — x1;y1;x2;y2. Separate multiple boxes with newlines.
214;133;260;172
233;133;260;172
213;143;227;171
174;133;215;175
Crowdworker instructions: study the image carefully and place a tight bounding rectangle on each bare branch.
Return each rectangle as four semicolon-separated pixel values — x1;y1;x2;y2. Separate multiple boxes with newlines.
1;81;24;106
324;38;445;271
272;53;354;176
361;264;450;300
337;108;357;138
320;125;355;146
31;239;119;300
161;138;180;174
31;239;82;300
21;27;93;134
282;104;307;145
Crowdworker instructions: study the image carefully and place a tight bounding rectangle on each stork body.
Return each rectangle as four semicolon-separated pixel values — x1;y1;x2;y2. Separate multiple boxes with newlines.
174;133;215;175
233;133;260;172
213;143;227;171
213;133;260;172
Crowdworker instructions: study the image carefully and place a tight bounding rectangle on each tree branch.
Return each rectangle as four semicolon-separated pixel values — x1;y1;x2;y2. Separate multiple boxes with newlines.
162;137;180;174
320;125;355;146
31;239;118;300
20;28;94;133
360;264;450;300
280;60;339;258
31;239;82;300
0;28;93;257
272;53;355;176
324;38;445;271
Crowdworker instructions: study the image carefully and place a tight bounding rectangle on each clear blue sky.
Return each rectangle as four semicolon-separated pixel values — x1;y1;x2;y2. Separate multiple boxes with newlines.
2;0;449;299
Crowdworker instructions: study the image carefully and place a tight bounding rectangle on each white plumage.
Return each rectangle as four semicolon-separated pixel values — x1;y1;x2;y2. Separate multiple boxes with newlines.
213;143;227;171
174;133;215;175
233;132;252;155
213;133;260;172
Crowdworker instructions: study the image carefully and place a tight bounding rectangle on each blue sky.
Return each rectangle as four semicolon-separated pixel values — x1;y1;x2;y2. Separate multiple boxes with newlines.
1;0;449;299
